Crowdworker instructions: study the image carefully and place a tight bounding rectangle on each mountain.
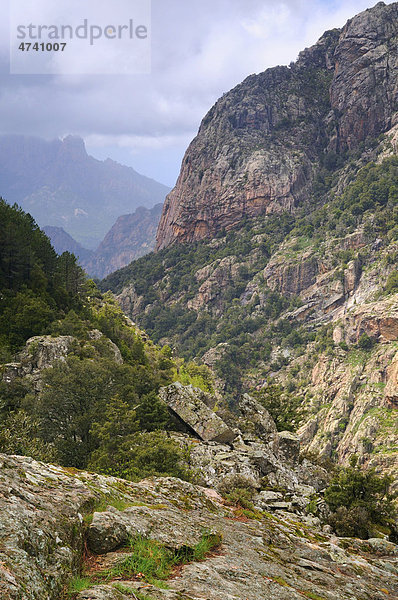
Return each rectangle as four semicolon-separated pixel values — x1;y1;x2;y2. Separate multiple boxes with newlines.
0;134;170;248
102;2;398;485
43;225;93;263
156;1;398;249
44;203;163;279
81;203;163;279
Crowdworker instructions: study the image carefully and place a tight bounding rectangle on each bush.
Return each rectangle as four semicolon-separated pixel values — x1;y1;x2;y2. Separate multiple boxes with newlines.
357;333;375;350
218;474;258;509
384;271;398;295
324;457;397;539
88;430;190;482
252;383;302;432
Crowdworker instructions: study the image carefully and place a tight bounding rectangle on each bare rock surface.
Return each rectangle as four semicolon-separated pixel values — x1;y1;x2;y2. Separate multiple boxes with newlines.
160;382;236;443
0;454;397;600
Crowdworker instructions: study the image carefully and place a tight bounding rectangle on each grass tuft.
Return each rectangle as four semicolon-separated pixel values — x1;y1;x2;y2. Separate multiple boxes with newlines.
67;576;93;594
98;531;222;584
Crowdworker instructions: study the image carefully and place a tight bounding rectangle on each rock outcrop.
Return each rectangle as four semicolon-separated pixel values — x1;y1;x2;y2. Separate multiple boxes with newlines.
2;332;123;392
0;453;397;600
161;383;315;496
160;382;236;443
156;2;398;249
2;335;75;390
81;204;163;279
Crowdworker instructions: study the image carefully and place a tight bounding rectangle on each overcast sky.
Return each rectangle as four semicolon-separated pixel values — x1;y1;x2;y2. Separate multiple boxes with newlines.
0;0;392;186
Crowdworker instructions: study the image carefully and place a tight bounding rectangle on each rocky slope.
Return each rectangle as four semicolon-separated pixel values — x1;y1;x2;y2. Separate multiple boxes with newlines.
1;453;398;600
0;134;169;248
0;432;398;600
156;1;398;249
101;3;398;485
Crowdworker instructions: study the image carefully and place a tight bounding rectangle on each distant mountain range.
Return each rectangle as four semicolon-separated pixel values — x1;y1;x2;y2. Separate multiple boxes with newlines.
81;203;163;279
0;134;170;249
43;226;93;263
44;203;164;279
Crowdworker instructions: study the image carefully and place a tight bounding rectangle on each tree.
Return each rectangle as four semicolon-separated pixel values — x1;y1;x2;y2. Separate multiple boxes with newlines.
252;383;302;432
36;356;118;467
88;395;139;474
324;457;397;539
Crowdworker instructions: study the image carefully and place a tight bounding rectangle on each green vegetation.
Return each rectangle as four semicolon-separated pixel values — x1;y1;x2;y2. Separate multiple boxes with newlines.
383;270;398;295
67;576;93;595
251;383;302;432
66;531;221;596
218;474;257;510
0;200;212;480
97;532;222;584
324;457;397;539
100;157;398;397
0;199;86;356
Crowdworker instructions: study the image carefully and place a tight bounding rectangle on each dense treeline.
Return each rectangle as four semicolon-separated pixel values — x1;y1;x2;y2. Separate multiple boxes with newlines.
0;199;86;357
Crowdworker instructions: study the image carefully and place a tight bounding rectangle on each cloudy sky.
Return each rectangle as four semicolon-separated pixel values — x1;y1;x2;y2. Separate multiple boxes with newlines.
0;0;392;186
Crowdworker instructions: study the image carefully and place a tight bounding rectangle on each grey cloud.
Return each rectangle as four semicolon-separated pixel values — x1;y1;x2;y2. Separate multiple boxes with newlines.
0;0;392;184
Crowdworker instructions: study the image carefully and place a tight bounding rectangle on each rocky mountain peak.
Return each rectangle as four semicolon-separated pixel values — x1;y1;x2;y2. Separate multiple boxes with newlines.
156;1;398;250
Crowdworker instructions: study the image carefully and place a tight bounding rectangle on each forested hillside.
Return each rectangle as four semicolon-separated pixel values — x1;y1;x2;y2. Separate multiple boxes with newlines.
0;200;212;479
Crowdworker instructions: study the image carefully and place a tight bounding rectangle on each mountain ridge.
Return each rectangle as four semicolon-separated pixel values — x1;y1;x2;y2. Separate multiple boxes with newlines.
156;1;398;249
44;203;163;279
0;134;169;249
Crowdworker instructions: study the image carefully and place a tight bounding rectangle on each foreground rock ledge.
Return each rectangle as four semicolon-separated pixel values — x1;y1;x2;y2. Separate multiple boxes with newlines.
0;454;397;600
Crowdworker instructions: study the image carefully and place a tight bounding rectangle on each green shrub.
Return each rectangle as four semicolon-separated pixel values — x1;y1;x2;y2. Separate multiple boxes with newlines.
357;333;375;350
88;430;189;482
324;457;397;539
251;383;302;432
384;271;398;295
218;474;257;509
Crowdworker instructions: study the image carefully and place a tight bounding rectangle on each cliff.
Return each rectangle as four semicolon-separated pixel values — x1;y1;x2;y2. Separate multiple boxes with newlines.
82;204;163;279
156;2;398;249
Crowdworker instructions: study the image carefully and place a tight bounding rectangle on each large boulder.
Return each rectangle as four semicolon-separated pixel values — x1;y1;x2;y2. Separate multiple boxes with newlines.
277;431;301;465
160;382;236;443
237;393;278;449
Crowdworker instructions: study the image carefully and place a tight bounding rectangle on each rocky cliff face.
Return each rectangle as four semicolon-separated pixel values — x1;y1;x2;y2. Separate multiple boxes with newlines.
156;2;398;250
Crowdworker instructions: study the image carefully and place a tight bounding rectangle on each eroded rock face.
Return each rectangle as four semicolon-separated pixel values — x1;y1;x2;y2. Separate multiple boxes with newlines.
2;332;123;391
330;1;398;152
0;454;397;600
156;3;398;249
298;339;398;485
277;431;301;465
237;393;278;448
2;335;75;390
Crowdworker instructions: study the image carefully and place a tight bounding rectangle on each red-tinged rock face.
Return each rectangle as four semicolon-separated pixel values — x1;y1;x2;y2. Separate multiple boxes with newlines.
156;2;398;250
